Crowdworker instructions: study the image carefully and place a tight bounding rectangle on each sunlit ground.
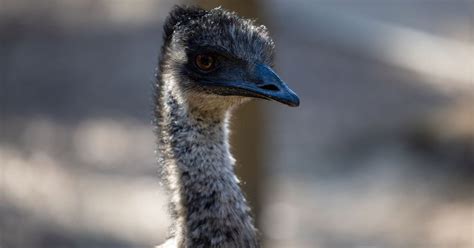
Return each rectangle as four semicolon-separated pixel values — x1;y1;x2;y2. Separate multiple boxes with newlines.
1;118;170;247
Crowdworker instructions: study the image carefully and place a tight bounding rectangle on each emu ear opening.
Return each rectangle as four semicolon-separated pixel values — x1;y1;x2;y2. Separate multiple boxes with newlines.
163;5;206;42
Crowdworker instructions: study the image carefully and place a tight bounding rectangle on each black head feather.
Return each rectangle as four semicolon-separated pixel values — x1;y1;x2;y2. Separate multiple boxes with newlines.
162;6;207;45
161;6;275;66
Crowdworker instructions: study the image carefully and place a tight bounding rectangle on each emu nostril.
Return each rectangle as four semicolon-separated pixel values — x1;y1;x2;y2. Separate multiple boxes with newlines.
259;84;279;91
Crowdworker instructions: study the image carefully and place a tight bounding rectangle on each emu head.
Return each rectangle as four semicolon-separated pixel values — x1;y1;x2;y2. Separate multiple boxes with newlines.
159;6;299;112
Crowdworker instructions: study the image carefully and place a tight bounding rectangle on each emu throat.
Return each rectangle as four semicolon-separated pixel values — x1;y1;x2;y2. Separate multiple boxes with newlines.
156;85;258;247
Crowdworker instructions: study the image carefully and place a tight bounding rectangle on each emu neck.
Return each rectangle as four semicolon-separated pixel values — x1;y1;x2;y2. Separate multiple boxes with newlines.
157;80;258;247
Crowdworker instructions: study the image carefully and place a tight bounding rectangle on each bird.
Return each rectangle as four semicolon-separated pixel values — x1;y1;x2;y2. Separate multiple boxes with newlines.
154;6;299;248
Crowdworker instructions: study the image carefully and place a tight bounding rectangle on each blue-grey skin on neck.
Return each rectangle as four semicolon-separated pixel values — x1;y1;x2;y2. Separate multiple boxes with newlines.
155;6;292;248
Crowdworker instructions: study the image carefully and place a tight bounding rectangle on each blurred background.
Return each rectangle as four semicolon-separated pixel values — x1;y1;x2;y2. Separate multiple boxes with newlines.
1;0;473;247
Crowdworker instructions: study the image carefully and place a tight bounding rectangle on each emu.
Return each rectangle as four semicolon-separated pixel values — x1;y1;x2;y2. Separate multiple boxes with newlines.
155;6;299;248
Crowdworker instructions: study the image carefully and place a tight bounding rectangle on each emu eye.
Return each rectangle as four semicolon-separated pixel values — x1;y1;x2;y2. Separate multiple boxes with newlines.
195;54;216;71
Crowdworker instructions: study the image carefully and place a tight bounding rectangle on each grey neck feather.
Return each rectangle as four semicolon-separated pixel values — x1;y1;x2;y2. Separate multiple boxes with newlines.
156;75;258;248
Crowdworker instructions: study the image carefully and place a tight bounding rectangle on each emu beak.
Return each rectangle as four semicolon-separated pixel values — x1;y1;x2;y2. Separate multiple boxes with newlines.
250;64;300;107
216;64;300;107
